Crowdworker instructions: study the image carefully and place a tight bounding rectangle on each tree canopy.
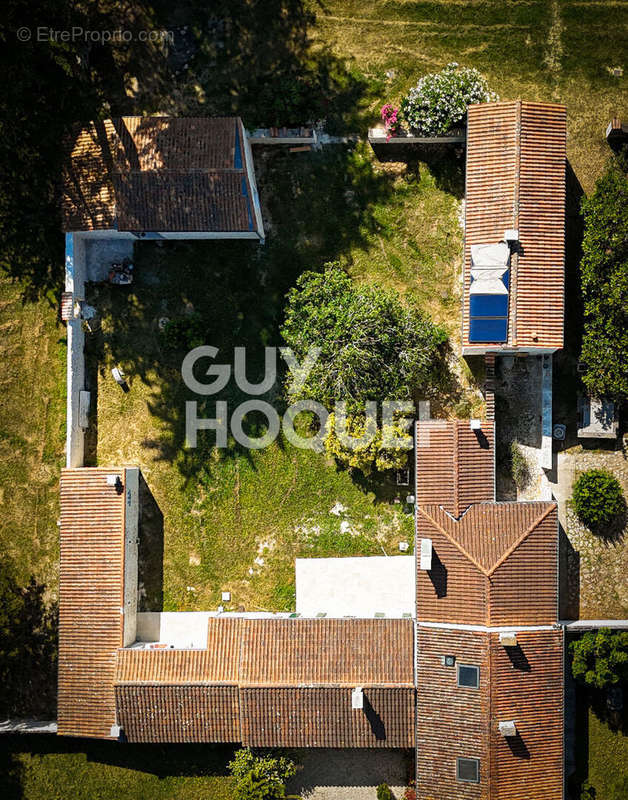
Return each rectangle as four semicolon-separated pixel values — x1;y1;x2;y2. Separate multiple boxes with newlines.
571;628;628;690
579;153;628;402
281;263;447;412
228;749;296;800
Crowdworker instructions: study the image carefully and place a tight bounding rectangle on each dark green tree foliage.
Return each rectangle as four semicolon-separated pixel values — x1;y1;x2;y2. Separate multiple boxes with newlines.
579;155;628;401
281;263;447;412
228;749;297;800
0;563;57;716
571;469;624;530
570;628;628;690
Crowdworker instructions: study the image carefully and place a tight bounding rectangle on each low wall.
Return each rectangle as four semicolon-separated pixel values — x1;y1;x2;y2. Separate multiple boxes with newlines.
65;233;87;468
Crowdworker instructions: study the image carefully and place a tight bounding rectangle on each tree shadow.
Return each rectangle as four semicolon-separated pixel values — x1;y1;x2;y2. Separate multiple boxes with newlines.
85;143;406;486
138;474;164;612
559;523;580;621
2;0;372;298
553;160;586;451
0;564;58;718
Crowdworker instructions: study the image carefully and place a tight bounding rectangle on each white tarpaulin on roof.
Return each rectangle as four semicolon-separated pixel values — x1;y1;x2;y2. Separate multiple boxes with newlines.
471;242;510;267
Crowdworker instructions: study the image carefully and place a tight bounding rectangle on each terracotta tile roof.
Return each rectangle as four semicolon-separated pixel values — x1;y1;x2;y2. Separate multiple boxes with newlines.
58;468;127;739
62;117;258;233
239;618;414;687
115;685;240;743
462;101;566;352
419;502;554;575
416;627;563;800
240;687;416;748
416;627;490;799
417;502;558;625
415;419;495;516
489;629;564;799
112;617;415;746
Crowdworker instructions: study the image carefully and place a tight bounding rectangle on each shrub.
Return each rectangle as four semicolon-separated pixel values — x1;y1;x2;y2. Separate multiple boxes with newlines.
570;628;628;690
161;313;205;351
579;155;628;401
579;780;596;800
510;441;530;490
324;411;410;474
281;263;447;412
228;749;297;800
571;469;624;530
400;63;497;136
377;783;395;800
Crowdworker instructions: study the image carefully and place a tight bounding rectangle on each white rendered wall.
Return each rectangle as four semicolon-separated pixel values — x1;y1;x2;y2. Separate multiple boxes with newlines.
123;467;139;647
295;556;416;618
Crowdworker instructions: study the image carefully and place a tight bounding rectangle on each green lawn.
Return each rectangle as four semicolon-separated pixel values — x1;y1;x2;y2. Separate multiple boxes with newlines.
586;710;628;800
571;683;628;800
1;736;236;800
0;276;65;593
308;0;628;193
88;145;440;612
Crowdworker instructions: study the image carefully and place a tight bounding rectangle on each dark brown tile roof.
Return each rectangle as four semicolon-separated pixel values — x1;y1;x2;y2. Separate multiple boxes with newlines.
58;468;127;739
416;627;564;800
62;117;258;233
416;627;490;799
115;685;240;743
112;617;415;746
240;687;416;748
415;420;495;516
239;618;414;687
462;101;566;352
417;502;558;625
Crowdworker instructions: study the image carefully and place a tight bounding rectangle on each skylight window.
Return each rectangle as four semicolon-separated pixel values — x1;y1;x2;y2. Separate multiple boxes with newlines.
457;664;479;688
457;757;480;783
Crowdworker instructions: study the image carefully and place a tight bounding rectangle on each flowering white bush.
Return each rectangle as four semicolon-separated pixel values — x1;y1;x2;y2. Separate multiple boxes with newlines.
401;63;498;135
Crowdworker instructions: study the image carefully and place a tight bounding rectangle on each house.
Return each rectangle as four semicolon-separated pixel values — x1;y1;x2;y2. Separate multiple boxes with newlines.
56;101;566;798
415;418;563;800
462;101;566;355
63;116;264;240
58;468;415;747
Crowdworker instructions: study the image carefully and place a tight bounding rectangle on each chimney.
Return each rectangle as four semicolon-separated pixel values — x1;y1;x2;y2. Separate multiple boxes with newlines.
351;687;364;710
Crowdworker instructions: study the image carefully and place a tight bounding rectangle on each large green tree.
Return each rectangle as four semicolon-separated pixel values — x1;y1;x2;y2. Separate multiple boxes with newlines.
579;153;628;402
281;263;447;411
570;628;628;690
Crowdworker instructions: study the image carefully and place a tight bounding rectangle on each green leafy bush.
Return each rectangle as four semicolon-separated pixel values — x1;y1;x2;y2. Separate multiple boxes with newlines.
570;628;628;690
160;313;205;351
281;263;447;412
510;441;530;490
228;749;297;800
324;411;410;474
571;469;624;530
377;783;395;800
579;155;628;401
400;63;497;135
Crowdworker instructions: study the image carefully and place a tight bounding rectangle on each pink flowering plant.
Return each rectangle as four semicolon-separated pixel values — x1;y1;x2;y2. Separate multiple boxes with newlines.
380;103;403;140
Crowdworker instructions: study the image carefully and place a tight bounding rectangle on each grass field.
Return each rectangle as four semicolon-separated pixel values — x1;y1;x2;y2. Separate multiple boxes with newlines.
87;146;442;612
571;682;628;800
0;736;236;800
0;276;65;594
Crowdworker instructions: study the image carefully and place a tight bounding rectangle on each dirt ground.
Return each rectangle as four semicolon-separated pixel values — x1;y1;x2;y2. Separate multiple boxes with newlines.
287;748;413;800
